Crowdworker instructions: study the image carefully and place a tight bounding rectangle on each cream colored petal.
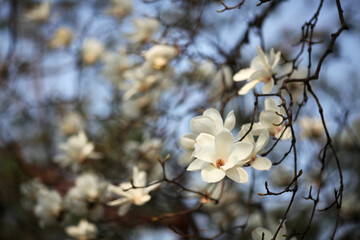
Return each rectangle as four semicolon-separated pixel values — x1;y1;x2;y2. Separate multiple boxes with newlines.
225;166;249;183
238;79;261;95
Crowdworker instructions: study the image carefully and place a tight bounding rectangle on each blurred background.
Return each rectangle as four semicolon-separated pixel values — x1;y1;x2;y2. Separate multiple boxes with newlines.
0;0;359;239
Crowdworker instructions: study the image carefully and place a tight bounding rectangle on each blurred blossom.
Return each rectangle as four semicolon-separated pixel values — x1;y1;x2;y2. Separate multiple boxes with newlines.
55;131;102;171
65;219;98;240
106;0;133;18
234;46;281;95
299;116;325;140
58;112;84;136
269;166;294;188
49;27;73;49
143;44;178;70
102;47;130;84
187;129;253;183
82;38;104;65
20;179;46;210
126;18;160;46
107;166;161;216
65;173;109;220
34;188;66;227
211;64;234;97
25;1;51;22
252;220;296;240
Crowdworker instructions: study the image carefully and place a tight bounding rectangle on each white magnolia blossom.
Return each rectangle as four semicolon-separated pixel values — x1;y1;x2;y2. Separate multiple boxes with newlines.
121;95;154;120
102;47;130;84
49;27;73;49
211;65;234;96
82;38;104;65
107;166;161;216
106;0;133;18
126;18;160;45
299;116;324;140
239;128;272;171
65;219;98;240
25;1;50;22
234;46;281;95
179;108;236;165
187;129;253;183
55;131;101;171
58;112;84;136
20;179;46;209
66;173;108;220
34;188;65;227
143;44;178;70
252;220;296;240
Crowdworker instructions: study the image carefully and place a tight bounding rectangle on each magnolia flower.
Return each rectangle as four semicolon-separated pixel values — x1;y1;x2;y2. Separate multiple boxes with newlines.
179;108;236;165
58;112;84;136
49;27;73;49
20;179;46;210
82;38;104;65
299;116;324;140
259;97;291;139
66;173;108;220
107;166;161;216
102;47;130;84
234;46;281;95
55;131;101;171
121;95;153;120
25;1;50;22
252;220;296;240
106;0;133;18
211;65;234;97
126;18;160;45
239;128;272;171
34;189;65;227
187;129;253;183
65;219;98;240
143;44;178;70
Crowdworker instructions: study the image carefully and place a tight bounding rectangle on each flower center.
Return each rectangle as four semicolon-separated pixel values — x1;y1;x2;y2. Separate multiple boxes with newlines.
216;159;225;169
251;156;256;162
276;126;282;133
265;76;271;82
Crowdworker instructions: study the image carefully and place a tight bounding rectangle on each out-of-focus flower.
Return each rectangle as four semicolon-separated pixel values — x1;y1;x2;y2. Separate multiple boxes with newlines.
66;173;108;220
234;46;281;95
126;18;160;45
106;0;133;18
179;108;236;165
34;188;65;227
82;38;104;65
143;44;178;70
65;219;98;240
58;112;84;136
259;97;291;140
107;166;161;216
187;129;253;183
269;166;294;187
211;64;234;96
252;220;296;240
49;27;73;49
20;179;46;209
102;47;130;84
239;128;272;170
299;116;324;140
55;131;102;171
25;1;50;22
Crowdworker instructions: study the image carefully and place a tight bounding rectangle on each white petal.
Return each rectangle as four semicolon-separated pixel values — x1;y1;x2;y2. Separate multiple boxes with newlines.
117;202;132;216
251;157;272;170
201;165;225;183
144;182;161;194
179;134;196;151
272;51;281;69
259;110;282;127
256;46;270;70
187;159;208;171
233;68;255;81
238;79;261;95
215;129;234;160
225;142;254;170
262;78;274;94
225;166;249;183
193;146;215;163
264;97;278;111
252;227;274;240
107;198;131;207
224;110;236;131
195;133;215;148
203;108;223;133
190;116;216;135
255;129;269;153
